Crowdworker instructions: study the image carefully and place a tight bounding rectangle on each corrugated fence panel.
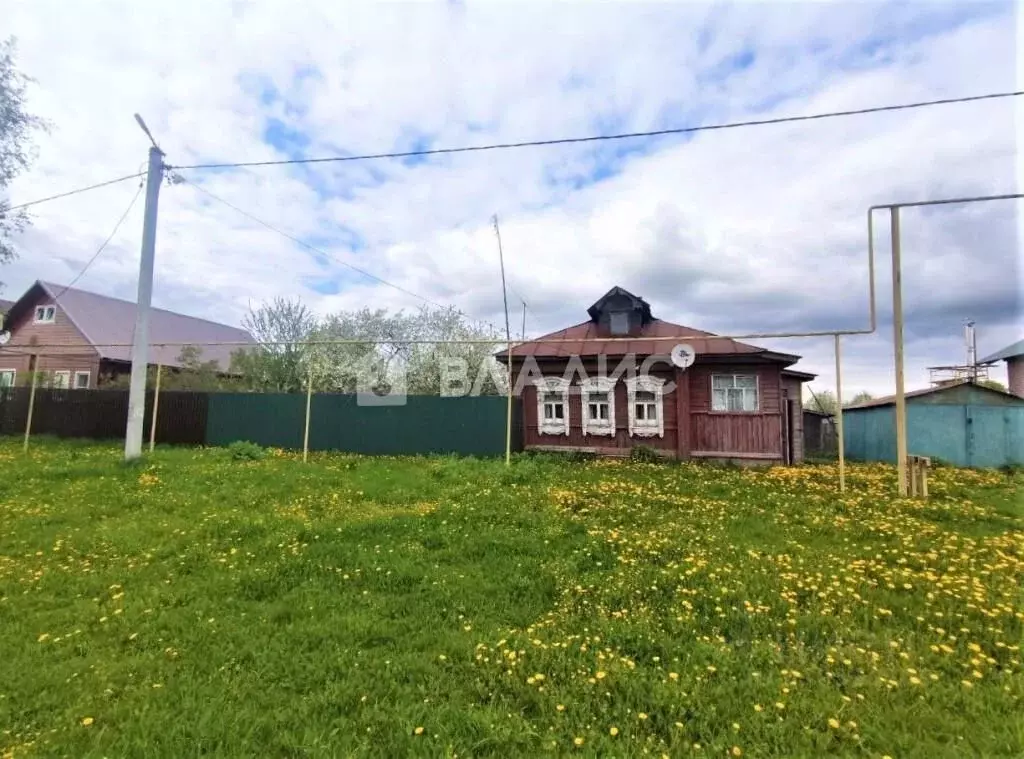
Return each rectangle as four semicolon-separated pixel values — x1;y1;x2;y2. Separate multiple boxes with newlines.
309;395;510;456
205;393;307;449
205;393;514;456
0;388;208;444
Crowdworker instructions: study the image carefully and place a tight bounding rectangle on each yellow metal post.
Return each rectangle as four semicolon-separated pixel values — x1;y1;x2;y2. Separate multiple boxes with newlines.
23;354;40;453
149;363;162;453
834;334;845;493
891;207;908;496
303;367;313;463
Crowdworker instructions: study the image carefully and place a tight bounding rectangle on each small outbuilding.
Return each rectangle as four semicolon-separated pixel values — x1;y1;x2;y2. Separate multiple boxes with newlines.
843;380;1024;467
979;339;1024;397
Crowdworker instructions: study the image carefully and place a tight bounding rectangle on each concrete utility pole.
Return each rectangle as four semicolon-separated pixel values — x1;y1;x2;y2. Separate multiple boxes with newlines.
125;116;165;461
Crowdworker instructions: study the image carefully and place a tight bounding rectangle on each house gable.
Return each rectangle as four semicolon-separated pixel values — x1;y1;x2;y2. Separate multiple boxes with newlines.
2;282;99;355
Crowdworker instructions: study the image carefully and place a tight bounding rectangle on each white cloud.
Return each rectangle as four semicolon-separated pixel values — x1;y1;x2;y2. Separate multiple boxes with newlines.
1;0;1019;399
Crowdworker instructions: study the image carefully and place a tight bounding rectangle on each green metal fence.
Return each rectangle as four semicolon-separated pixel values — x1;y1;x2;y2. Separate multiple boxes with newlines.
206;393;520;456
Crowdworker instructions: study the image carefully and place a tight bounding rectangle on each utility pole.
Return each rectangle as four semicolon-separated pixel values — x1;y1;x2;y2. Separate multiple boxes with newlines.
521;301;527;342
493;214;514;466
125;115;165;460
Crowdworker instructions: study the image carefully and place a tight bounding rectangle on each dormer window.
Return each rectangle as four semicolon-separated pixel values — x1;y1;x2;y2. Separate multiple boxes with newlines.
587;286;652;336
34;305;56;323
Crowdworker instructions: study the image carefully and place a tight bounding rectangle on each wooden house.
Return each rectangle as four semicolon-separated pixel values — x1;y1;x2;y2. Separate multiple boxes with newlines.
0;281;252;389
497;286;815;464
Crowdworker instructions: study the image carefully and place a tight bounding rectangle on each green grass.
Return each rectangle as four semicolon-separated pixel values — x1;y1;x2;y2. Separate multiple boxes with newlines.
1;439;1022;758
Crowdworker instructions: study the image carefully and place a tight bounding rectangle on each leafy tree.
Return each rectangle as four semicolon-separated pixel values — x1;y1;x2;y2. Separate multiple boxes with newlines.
230;297;317;392
804;388;875;414
977;378;1007;393
231;298;506;395
0;38;47;288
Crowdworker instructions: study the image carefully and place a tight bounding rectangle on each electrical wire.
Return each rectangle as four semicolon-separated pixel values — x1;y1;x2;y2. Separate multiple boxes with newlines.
52;181;145;301
168;91;1022;171
5;171;147;213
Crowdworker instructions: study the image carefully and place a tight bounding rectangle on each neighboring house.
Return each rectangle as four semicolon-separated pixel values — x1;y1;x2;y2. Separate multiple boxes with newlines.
979;339;1024;397
496;286;816;464
803;408;836;457
843;380;1024;467
0;281;253;389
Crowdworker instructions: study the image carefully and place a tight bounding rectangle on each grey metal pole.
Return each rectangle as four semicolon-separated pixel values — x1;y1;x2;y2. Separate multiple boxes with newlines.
124;145;164;460
890;207;908;495
149;363;162;453
834;334;845;493
23;353;39;453
303;366;313;463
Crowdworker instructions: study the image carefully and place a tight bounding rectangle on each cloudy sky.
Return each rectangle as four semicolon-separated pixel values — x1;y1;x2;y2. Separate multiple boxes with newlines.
1;1;1020;398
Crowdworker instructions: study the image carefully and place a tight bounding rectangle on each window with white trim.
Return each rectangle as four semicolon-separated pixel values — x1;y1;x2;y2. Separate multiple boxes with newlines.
536;377;570;435
581;377;615;436
712;374;759;412
34;305;56;323
74;371;91;389
0;370;15;388
51;370;71;389
625;375;665;437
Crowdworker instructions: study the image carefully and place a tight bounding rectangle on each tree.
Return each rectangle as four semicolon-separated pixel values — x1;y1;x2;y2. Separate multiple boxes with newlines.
977;378;1007;393
804;388;875;415
231;298;506;395
804;389;837;415
848;390;874;406
231;297;317;392
0;38;46;287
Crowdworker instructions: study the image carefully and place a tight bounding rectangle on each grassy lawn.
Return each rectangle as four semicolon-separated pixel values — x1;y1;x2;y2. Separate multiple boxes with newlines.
0;439;1021;758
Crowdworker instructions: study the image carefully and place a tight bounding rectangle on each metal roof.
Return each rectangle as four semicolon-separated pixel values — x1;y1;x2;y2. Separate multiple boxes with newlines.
7;281;253;370
498;317;801;364
979;339;1024;364
843;379;1021;410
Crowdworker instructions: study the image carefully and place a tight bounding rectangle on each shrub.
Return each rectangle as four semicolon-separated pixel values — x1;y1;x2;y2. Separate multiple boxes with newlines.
629;445;662;463
227;440;266;461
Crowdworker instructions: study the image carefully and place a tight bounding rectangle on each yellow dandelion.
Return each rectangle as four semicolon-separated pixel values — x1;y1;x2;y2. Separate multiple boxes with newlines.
754;704;763;712
638;712;648;720
596;671;607;680
775;702;785;710
556;704;565;712
573;737;585;747
669;672;679;680
828;718;841;729
732;747;743;757
610;726;619;736
81;717;94;727
414;726;424;736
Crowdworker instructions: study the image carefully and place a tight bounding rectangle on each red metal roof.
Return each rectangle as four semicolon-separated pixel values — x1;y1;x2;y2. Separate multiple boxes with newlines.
500;318;794;361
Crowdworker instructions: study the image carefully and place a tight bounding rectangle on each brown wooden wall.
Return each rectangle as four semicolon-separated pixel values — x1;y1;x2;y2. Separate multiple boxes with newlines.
781;376;805;463
520;370;678;453
0;288;101;387
507;358;806;460
686;363;784;458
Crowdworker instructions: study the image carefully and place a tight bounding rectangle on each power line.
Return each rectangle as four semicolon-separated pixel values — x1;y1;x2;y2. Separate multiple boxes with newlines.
52;181;145;301
178;175;450;310
168;91;1022;171
5;171;148;213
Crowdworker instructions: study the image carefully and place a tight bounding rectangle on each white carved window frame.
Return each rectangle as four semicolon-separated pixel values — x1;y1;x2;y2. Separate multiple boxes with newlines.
625;375;665;438
535;377;571;436
581;376;615;437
